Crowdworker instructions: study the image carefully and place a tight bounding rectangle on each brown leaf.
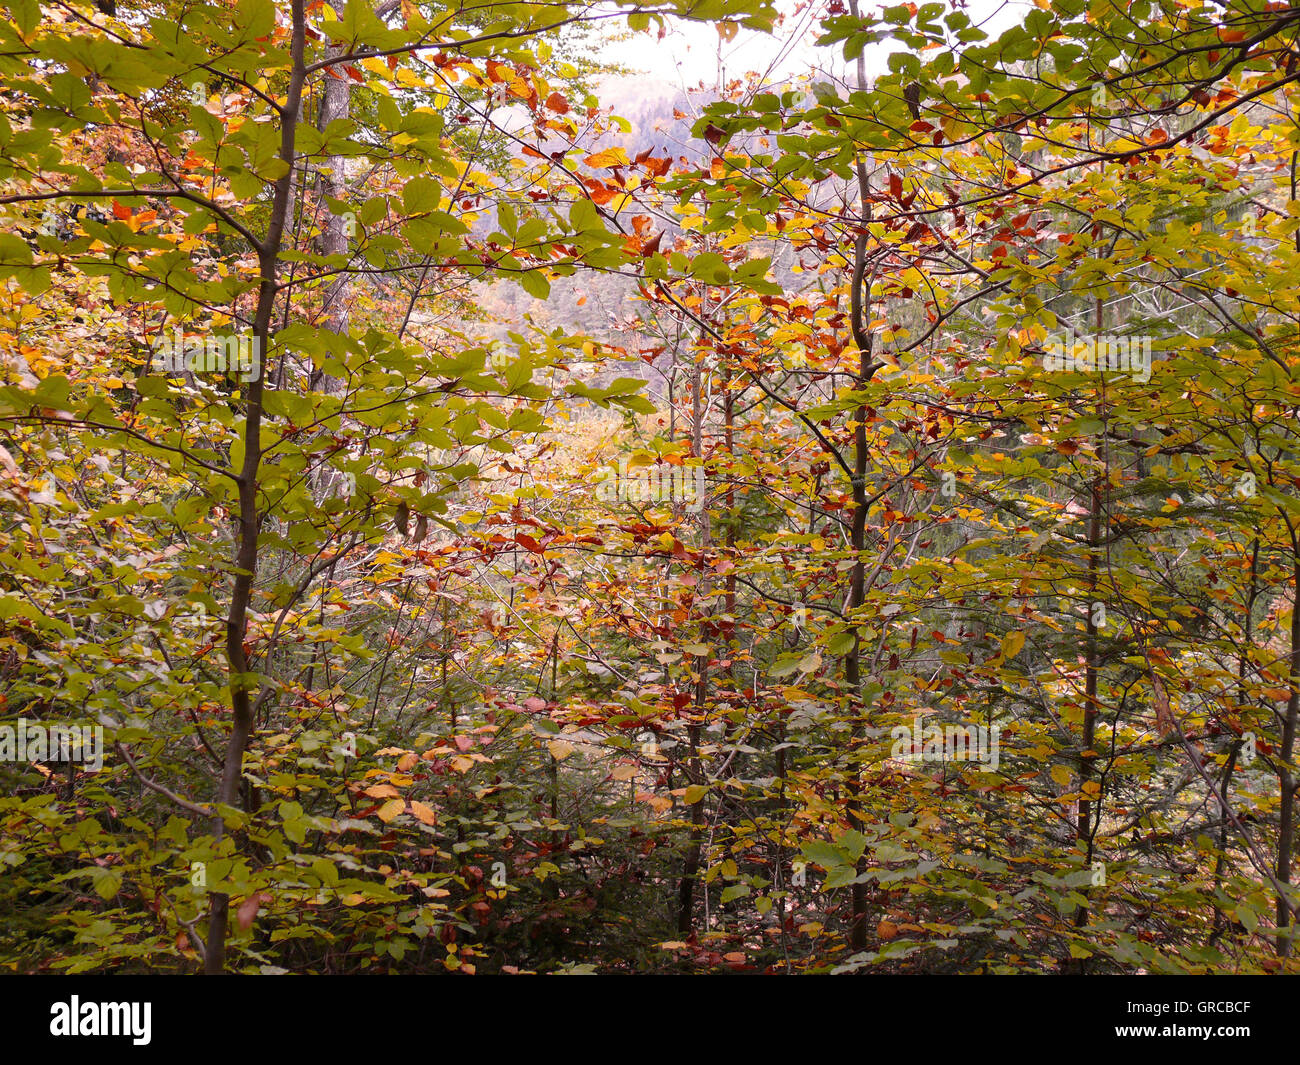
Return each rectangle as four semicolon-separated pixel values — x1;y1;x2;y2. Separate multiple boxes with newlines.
236;892;269;932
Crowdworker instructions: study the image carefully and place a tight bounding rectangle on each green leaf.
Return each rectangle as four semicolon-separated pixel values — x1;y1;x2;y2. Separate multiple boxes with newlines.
720;883;751;903
519;269;550;299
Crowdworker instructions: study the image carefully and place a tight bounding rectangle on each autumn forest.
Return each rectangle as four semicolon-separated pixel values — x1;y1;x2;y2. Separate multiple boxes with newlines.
2;0;1300;981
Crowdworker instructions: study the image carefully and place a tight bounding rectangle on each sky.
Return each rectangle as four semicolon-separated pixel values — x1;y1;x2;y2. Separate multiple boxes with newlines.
602;0;1036;92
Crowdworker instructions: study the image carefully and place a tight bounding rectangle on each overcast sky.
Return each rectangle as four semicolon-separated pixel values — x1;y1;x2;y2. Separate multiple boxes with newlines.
602;0;1035;91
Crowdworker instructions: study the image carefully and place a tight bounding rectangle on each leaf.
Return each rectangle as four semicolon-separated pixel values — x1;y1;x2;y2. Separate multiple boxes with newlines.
836;829;869;861
545;91;569;113
720;883;750;902
877;920;898;941
583;147;629;168
803;841;844;868
1001;630;1025;659
377;799;405;822
683;784;708;804
515;532;543;553
827;631;856;655
520;270;550;299
409;801;437;826
236;892;269;932
547;739;576;760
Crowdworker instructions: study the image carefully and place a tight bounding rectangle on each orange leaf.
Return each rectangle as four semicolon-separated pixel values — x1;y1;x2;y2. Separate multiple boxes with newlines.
545;91;569;114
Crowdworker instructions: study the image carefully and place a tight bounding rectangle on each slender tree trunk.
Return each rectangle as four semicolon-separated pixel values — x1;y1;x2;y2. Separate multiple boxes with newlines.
204;0;307;975
677;282;712;936
1275;549;1300;954
843;0;879;957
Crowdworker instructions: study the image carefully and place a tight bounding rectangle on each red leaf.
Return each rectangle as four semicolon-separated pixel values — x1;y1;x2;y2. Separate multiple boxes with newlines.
515;532;543;553
545;91;569;114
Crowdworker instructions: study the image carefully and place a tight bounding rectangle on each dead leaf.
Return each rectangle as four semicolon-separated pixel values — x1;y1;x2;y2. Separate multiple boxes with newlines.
377;798;405;822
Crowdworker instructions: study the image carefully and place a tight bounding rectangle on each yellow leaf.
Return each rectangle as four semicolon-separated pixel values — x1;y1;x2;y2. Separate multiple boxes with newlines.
547;739;576;760
1049;765;1073;787
409;801;437;825
1001;630;1026;659
583;147;629;168
377;799;405;822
